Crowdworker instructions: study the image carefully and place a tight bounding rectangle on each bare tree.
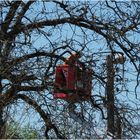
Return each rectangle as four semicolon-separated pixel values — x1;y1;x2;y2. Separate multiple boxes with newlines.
0;1;140;139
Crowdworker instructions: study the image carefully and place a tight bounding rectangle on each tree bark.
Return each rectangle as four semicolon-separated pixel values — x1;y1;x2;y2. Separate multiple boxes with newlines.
106;55;115;137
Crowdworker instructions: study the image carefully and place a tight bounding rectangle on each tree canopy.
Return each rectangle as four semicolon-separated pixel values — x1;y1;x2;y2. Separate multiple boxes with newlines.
0;1;140;139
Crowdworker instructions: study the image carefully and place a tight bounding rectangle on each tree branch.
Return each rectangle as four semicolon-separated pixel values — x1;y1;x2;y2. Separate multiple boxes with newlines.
10;51;65;66
14;94;66;139
2;1;21;32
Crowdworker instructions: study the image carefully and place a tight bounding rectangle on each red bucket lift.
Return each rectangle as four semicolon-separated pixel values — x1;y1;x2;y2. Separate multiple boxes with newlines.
53;64;92;102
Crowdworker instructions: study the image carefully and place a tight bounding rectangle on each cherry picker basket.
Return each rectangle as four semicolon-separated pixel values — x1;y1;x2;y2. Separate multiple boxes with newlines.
53;64;92;102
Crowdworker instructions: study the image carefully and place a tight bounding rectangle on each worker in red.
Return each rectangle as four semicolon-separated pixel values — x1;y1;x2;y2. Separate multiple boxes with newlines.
54;52;83;98
64;52;85;71
64;52;81;66
64;52;85;92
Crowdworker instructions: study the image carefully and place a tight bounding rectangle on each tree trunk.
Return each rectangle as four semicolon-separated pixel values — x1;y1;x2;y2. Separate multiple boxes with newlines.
106;55;115;137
